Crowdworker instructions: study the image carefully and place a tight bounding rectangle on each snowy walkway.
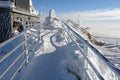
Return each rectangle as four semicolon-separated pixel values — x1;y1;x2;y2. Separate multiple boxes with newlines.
16;29;77;80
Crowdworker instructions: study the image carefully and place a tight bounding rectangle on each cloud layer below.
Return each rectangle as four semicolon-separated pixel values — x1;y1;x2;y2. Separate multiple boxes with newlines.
59;8;120;20
59;8;120;38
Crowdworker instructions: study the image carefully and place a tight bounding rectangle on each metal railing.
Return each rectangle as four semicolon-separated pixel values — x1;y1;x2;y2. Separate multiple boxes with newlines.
63;21;120;80
0;21;41;80
0;19;120;80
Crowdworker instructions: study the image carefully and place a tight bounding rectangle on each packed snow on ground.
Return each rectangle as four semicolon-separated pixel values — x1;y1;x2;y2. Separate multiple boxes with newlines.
1;19;120;80
15;28;79;80
14;20;120;80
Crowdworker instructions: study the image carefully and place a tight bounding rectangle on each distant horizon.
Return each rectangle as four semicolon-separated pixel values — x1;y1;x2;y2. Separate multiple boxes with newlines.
32;0;120;38
32;0;120;20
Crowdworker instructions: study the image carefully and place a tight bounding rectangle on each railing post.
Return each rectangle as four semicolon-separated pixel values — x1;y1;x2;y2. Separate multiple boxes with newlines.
83;41;88;80
67;27;72;43
38;23;41;43
24;25;29;64
62;25;69;43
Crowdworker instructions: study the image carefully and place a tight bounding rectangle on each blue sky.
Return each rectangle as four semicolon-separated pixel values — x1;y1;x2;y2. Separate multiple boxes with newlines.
32;0;120;38
32;0;120;24
32;0;120;14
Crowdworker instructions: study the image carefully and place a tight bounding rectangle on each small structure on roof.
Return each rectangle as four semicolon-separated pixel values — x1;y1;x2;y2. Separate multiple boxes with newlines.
44;9;60;29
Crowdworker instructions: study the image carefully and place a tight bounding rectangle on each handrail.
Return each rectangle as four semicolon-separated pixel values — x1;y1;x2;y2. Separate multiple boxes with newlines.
0;50;25;79
63;21;120;80
0;21;41;80
10;58;26;80
0;40;25;63
68;20;105;46
63;22;104;79
0;32;24;47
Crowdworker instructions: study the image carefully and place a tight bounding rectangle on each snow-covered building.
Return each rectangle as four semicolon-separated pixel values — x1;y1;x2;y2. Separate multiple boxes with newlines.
0;0;40;43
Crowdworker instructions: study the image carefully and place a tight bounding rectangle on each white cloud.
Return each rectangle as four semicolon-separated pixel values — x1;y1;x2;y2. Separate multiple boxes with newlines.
59;8;120;20
58;8;120;38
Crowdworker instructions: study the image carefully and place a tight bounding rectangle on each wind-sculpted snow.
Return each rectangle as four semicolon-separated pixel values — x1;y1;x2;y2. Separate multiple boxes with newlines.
13;22;120;80
15;29;77;80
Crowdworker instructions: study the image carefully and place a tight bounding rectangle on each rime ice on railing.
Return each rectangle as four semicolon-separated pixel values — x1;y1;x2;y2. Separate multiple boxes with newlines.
63;21;120;80
0;21;41;80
